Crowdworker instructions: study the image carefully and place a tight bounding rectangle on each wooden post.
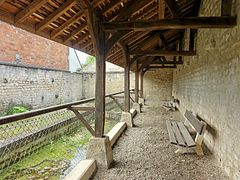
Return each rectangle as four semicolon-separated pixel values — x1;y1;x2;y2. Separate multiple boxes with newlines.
122;45;130;112
140;69;144;98
84;1;106;137
135;60;139;103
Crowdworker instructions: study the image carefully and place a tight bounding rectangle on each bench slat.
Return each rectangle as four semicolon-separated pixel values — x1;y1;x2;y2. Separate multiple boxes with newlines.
184;110;204;134
166;120;177;145
177;122;196;147
171;121;186;147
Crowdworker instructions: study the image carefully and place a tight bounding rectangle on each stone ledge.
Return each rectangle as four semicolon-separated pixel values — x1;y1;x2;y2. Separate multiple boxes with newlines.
64;159;97;180
107;122;127;146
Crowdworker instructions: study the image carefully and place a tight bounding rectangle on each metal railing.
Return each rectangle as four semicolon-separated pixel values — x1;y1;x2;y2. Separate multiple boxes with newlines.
0;91;126;179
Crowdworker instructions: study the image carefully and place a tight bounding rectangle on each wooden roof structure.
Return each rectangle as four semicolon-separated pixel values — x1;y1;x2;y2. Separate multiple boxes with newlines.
0;0;237;70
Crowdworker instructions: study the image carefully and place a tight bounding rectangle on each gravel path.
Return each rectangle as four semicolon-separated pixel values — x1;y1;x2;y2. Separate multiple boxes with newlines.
92;103;228;180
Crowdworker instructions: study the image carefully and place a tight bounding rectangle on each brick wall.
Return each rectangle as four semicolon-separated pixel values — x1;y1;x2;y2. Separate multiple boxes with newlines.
144;69;173;104
0;21;68;70
172;1;240;179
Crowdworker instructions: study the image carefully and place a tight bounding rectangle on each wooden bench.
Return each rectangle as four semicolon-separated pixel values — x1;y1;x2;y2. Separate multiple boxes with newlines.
166;110;207;155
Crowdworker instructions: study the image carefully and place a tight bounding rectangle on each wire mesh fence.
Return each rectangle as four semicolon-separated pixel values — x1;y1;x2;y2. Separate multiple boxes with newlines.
0;96;124;179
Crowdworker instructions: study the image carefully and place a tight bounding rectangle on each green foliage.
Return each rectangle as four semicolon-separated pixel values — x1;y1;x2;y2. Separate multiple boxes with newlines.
2;105;29;116
76;55;96;72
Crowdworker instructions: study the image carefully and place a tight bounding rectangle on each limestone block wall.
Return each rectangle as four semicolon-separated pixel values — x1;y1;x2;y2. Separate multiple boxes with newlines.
0;63;135;113
172;1;240;179
144;69;173;103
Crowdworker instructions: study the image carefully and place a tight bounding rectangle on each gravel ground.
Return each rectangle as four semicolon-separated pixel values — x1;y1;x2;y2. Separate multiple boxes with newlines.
92;103;228;180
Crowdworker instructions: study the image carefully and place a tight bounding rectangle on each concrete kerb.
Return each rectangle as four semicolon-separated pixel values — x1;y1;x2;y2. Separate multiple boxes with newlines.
107;122;127;146
139;98;145;105
132;102;141;113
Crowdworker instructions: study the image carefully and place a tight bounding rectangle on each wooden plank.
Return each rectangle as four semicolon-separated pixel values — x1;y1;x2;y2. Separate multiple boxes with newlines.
36;0;75;31
63;22;87;43
70;106;95;112
130;50;196;56
102;16;237;31
171;121;186;146
166;120;177;145
184;110;204;134
221;0;232;16
177;122;196;147
71;109;95;136
15;0;49;24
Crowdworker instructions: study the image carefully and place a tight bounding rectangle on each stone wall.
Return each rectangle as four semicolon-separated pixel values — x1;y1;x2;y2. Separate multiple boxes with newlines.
172;1;240;179
0;21;68;70
144;69;173;104
0;63;134;113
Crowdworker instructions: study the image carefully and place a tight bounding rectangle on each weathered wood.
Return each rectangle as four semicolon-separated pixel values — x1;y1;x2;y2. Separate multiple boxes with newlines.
50;11;85;38
166;121;178;145
85;1;106;137
121;45;131;112
158;0;165;19
184;110;204;134
71;109;95;136
135;61;139;103
109;96;124;111
177;122;195;147
36;0;75;31
103;16;237;31
164;0;183;17
140;69;144;98
171;121;185;146
130;50;196;56
189;29;197;51
63;22;87;43
221;0;232;16
15;0;49;24
0;0;5;6
70;106;95;112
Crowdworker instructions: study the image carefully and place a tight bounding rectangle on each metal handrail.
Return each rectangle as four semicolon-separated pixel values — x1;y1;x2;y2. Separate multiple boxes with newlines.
0;91;126;125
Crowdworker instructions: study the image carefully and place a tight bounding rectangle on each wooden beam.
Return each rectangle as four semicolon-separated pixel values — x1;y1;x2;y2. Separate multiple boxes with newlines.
115;0;150;21
135;61;139;103
102;16;237;31
130;50;196;56
0;0;5;6
50;11;85;38
15;0;49;24
158;0;165;19
109;96;124;111
121;45;130;112
85;1;106;137
70;106;95;112
36;0;76;31
221;0;232;16
71;109;95;136
189;29;197;51
63;22;87;43
164;0;183;17
139;69;144;98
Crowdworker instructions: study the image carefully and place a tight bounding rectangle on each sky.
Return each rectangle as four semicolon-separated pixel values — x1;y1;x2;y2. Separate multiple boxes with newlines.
68;48;89;72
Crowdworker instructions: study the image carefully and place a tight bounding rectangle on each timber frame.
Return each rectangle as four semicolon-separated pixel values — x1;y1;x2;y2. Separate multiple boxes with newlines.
0;0;237;137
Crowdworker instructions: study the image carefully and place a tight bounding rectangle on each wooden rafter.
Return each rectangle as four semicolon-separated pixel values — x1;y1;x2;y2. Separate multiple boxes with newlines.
0;0;5;6
158;0;165;19
36;0;76;31
103;16;237;31
15;0;50;24
164;0;183;17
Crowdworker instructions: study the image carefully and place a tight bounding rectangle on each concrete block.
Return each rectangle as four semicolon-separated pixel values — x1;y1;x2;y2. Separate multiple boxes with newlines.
86;136;113;169
139;98;145;105
130;108;137;118
64;159;96;180
132;102;141;113
107;122;127;146
120;112;133;127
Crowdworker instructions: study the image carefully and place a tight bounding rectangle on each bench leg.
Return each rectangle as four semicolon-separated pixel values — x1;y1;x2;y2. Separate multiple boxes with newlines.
195;143;204;156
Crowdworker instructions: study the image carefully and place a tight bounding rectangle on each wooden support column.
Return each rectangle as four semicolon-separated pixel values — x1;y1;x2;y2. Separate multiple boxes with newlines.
135;61;139;103
221;0;232;16
140;69;144;98
84;1;106;137
122;45;130;112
